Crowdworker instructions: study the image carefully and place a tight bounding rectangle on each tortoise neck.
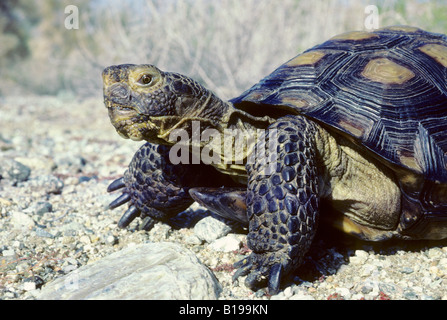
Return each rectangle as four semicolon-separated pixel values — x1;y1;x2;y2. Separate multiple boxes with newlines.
184;91;232;130
189;95;275;134
224;104;276;133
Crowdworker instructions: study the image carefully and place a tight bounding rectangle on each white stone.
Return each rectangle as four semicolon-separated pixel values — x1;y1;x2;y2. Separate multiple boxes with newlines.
36;242;221;300
2;249;16;256
283;286;293;298
336;287;352;300
11;211;35;230
194;216;231;243
79;235;91;245
208;234;241;252
349;250;369;265
23;282;36;291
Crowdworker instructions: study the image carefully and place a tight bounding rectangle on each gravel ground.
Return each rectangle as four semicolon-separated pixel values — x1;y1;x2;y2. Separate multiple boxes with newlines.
1;95;447;300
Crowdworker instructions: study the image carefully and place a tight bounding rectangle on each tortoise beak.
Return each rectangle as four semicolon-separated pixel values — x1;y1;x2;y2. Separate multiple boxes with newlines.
103;66;132;105
103;80;137;134
102;65;143;140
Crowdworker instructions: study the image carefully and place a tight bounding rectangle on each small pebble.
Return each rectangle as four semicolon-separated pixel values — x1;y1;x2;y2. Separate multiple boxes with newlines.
194;216;231;243
289;293;315;300
400;267;414;274
11;211;35;230
23;282;36;291
79;235;91;245
105;235;118;245
35;227;55;238
33;202;53;215
0;158;31;184
349;250;369;265
335;287;351;299
208;234;241;252
2;249;16;257
185;235;202;245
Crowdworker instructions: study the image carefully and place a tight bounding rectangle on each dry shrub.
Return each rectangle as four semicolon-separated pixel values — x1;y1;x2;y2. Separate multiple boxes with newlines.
1;0;447;98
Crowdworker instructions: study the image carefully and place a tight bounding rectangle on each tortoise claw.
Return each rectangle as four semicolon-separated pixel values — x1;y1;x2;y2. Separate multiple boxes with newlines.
267;263;283;295
107;177;126;192
109;193;131;209
233;255;284;294
139;216;156;231
117;205;140;228
232;257;252;282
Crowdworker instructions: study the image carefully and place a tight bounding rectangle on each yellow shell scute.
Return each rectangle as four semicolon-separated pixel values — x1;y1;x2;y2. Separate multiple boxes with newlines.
330;31;379;41
338;120;365;138
419;43;447;68
399;153;423;174
361;58;415;85
286;51;326;67
380;25;421;33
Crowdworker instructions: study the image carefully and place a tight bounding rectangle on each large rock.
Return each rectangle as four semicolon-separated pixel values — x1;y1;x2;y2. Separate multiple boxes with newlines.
36;242;221;299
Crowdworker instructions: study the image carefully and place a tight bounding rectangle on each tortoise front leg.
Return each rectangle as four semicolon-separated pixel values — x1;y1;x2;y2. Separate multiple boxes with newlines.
233;116;320;294
108;142;226;230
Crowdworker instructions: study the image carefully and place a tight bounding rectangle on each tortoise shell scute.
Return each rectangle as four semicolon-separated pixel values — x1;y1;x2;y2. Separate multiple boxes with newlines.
232;27;447;185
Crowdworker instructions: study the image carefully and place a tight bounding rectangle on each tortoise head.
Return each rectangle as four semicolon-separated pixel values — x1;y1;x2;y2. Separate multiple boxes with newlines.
102;64;226;143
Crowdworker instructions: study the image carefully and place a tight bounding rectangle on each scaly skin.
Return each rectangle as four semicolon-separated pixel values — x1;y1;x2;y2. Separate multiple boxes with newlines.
233;116;320;292
107;142;238;230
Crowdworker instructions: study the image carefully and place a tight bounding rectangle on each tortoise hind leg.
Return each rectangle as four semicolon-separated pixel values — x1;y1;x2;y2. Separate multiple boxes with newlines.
233;115;320;294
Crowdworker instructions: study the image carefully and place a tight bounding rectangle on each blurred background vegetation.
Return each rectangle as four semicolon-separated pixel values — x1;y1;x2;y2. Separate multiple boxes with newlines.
1;0;447;100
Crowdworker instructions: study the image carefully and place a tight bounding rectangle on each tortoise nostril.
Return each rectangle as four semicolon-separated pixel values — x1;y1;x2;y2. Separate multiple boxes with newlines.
108;83;130;101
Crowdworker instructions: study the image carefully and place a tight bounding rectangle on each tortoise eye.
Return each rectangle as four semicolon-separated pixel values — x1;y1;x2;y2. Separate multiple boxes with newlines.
138;74;153;85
